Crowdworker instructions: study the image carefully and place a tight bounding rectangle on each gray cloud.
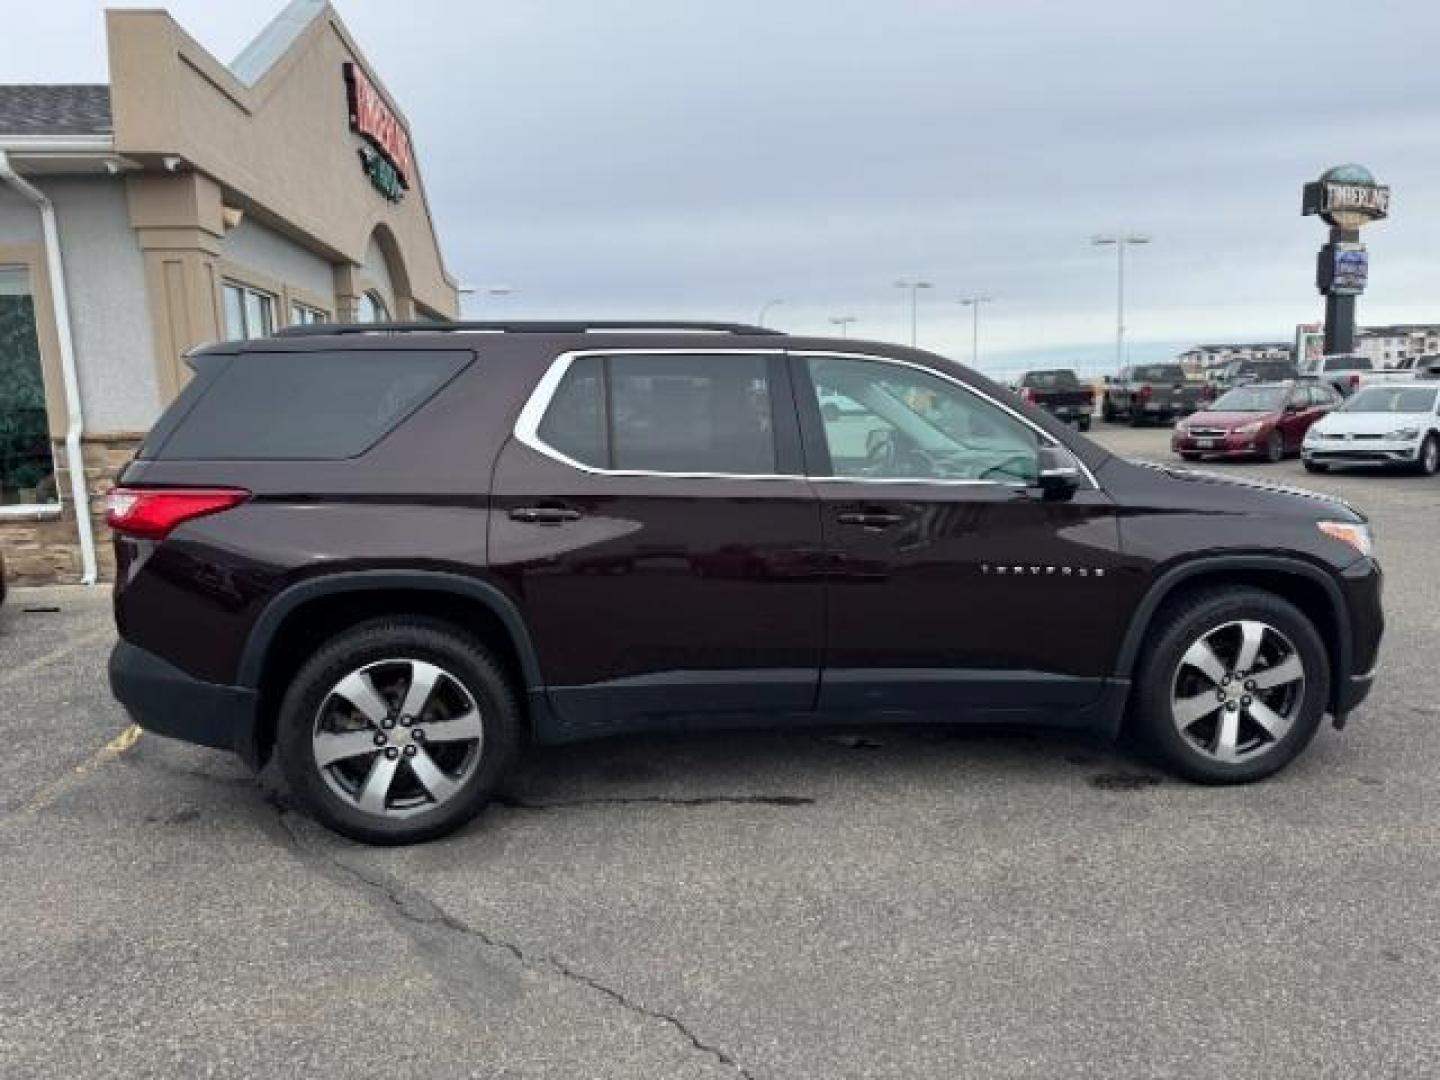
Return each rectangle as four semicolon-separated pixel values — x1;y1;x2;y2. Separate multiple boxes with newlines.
8;0;1439;373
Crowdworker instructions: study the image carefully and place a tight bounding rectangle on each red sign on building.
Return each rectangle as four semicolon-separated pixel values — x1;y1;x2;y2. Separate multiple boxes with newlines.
344;62;413;189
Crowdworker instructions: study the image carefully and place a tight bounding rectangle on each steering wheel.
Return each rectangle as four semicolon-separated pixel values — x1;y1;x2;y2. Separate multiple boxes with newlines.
977;452;1035;482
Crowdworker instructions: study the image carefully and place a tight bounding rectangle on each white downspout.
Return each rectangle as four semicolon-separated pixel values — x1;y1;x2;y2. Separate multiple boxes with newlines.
0;150;98;585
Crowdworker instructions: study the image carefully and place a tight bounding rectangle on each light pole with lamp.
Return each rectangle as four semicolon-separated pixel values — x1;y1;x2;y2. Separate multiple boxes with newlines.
1091;233;1150;368
828;315;858;338
957;296;994;367
756;298;784;328
894;278;933;346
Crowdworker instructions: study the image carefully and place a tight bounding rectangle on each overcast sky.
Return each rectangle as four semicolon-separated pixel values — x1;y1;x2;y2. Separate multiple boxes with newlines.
6;0;1440;374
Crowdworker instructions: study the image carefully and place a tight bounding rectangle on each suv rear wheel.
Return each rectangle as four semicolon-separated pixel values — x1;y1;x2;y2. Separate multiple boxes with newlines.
1131;588;1329;783
277;618;520;844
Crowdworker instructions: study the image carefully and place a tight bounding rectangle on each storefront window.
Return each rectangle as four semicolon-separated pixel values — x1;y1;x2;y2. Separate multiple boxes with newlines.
359;291;389;323
0;266;58;508
222;281;275;340
291;302;327;326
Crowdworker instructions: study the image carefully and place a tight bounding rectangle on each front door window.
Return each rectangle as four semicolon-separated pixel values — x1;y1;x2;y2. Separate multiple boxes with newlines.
805;355;1039;484
0;266;57;507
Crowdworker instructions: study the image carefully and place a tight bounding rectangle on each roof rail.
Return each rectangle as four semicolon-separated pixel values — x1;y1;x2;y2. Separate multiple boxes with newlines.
272;319;785;338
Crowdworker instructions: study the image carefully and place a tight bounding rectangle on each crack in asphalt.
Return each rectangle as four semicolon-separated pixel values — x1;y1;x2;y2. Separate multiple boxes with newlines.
494;793;813;811
266;796;758;1080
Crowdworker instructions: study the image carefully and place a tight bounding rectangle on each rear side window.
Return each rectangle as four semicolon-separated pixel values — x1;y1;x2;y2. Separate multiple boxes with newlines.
1021;370;1079;389
532;353;778;474
149;349;470;460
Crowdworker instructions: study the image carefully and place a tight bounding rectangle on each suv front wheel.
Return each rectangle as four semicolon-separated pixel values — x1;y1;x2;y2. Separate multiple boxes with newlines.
277;618;520;844
1131;588;1330;783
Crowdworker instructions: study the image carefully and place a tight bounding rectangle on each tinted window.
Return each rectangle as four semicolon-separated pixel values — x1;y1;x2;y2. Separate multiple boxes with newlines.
806;356;1040;483
1021;370;1080;389
1134;365;1184;382
536;354;606;468
535;353;778;474
609;354;776;473
1324;356;1372;371
152;350;470;460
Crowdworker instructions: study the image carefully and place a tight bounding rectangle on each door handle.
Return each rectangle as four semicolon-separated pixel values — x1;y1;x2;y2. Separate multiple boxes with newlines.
509;506;583;525
837;510;904;529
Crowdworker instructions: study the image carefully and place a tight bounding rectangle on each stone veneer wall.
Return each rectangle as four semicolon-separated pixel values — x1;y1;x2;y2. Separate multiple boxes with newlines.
0;434;142;586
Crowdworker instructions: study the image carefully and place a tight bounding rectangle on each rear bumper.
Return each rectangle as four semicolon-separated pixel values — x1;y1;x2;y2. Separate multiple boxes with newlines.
109;640;260;766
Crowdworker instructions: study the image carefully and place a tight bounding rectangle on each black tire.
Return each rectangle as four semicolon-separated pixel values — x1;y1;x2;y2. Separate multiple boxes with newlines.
277;617;521;845
1101;397;1116;422
1179;452;1202;462
1128;409;1146;428
1263;431;1284;463
1077;416;1092;432
1416;434;1439;476
1303;460;1329;473
1129;587;1330;785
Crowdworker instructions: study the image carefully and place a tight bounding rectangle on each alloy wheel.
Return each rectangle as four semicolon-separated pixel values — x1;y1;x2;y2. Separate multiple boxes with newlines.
312;658;484;818
1170;620;1305;764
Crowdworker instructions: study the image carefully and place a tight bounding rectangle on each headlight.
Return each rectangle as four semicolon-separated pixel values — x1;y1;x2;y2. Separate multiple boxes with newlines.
1384;427;1420;441
1318;520;1374;558
1304;428;1324;442
1234;421;1264;436
1174;421;1188;435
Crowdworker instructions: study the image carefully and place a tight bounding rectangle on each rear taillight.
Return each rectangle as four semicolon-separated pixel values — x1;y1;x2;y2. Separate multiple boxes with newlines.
1138;384;1153;401
1349;373;1361;390
1020;387;1036;404
105;487;250;540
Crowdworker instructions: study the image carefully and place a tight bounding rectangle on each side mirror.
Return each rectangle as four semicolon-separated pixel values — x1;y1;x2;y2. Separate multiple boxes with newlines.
1035;445;1080;501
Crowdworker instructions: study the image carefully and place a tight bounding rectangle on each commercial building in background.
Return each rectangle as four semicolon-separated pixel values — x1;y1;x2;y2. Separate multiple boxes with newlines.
1353;324;1440;367
1176;342;1294;374
0;0;457;585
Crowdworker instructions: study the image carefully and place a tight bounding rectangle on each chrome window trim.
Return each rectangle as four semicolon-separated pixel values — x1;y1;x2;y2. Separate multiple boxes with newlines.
512;347;1099;490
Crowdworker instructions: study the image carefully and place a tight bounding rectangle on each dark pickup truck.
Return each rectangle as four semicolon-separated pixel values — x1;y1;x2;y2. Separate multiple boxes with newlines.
1202;358;1298;403
1015;369;1094;430
1101;363;1203;426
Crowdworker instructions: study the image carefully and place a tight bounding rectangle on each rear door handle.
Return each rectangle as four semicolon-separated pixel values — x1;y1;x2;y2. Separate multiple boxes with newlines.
509;506;583;525
837;510;904;529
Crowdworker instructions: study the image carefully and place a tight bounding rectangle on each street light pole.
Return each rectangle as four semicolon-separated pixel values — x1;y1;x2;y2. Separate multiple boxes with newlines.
957;296;994;367
828;315;858;338
757;298;784;328
894;278;934;346
1091;234;1150;368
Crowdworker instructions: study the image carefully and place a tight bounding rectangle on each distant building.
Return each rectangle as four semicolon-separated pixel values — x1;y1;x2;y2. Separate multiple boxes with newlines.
0;1;458;584
1176;343;1294;374
1353;324;1440;367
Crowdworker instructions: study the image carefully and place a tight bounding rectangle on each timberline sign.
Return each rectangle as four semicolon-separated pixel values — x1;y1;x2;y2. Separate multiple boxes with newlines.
345;62;413;202
1302;164;1390;229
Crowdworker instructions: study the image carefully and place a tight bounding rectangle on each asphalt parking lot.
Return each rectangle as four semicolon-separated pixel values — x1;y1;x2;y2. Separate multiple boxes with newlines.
3;421;1437;1080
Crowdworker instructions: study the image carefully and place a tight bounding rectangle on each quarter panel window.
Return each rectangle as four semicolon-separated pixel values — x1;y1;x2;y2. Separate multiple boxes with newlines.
536;354;606;468
805;356;1039;483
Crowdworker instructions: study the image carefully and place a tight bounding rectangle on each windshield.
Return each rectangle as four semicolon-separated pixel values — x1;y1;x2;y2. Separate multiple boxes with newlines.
1324;356;1372;371
1134;365;1183;382
1342;386;1438;413
1209;386;1286;412
1021;370;1079;389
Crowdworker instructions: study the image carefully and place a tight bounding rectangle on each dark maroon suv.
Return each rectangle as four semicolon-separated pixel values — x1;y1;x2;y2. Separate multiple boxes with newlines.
108;321;1384;844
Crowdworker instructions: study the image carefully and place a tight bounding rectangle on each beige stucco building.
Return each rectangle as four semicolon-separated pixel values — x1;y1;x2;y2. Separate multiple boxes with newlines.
0;0;457;585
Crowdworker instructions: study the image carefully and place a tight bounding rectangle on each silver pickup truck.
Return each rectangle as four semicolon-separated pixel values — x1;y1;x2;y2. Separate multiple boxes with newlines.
1296;353;1373;397
1100;363;1204;426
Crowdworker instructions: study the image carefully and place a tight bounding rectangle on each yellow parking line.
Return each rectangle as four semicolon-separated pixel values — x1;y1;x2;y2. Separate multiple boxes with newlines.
6;723;143;820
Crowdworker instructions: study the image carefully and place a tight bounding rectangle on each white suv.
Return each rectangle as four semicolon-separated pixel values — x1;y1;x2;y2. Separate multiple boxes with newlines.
1303;383;1440;475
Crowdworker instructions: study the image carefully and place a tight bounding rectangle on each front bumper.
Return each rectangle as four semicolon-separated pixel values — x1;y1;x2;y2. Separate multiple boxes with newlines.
109;640;260;766
1172;431;1266;457
1303;438;1422;466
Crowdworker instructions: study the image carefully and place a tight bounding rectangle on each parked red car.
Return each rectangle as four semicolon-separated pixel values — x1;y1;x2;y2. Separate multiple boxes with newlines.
1172;381;1341;463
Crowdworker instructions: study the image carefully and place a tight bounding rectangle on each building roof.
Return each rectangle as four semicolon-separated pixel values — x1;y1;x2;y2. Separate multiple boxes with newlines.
0;84;111;137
